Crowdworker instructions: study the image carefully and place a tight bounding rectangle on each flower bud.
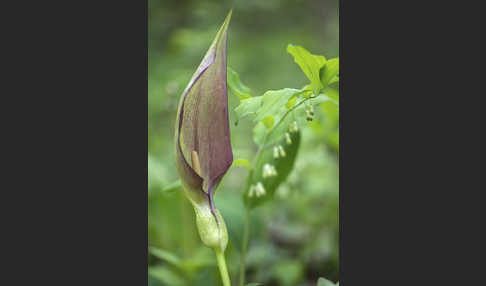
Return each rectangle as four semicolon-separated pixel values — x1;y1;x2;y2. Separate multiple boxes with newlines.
289;121;298;133
193;201;228;251
174;11;233;252
273;146;280;159
248;184;256;198
255;182;266;197
285;132;292;145
278;145;286;157
306;109;314;121
263;163;277;178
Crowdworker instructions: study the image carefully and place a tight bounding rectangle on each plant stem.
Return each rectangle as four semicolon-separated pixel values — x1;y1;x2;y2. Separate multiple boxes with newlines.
251;93;316;167
215;248;231;286
239;209;250;286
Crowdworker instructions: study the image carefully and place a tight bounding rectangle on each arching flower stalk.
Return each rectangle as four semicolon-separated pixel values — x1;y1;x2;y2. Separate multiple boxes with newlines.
174;10;233;286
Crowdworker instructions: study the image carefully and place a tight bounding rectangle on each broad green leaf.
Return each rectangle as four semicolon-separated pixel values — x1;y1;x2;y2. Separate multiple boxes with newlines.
228;67;252;100
254;88;300;122
243;129;301;209
285;95;297;110
329;75;339;85
320;57;339;88
317;277;337;286
321;87;339;105
287;44;326;94
232;158;251;169
253;121;266;146
262;116;275;131
235;96;263;125
264;94;334;146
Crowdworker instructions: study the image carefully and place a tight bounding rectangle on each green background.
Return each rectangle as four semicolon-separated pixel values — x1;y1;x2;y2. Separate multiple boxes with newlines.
149;0;339;285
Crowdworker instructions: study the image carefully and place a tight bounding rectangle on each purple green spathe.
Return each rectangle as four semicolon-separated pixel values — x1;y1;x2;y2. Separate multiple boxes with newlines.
174;11;232;251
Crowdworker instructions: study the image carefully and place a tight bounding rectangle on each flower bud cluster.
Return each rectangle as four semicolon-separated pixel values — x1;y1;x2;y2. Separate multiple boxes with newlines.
273;145;286;158
289;121;298;133
248;182;266;198
285;132;292;145
263;163;277;178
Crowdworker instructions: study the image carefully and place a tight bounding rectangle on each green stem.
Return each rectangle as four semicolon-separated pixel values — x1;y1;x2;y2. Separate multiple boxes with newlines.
215;248;231;286
251;93;316;167
239;209;250;286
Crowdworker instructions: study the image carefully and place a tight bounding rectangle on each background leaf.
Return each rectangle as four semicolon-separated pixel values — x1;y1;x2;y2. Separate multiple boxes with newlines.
149;266;185;286
262;116;275;131
317;277;338;286
285;95;297;109
150;247;182;268
228;67;252;100
271;260;304;286
233;158;251;169
319;58;339;88
160;180;182;193
252;121;266;147
235;96;263;124
287;45;326;94
254;88;300;122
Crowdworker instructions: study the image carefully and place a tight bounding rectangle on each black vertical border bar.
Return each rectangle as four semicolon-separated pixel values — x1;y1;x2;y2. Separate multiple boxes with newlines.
143;0;149;282
339;0;343;282
2;0;149;284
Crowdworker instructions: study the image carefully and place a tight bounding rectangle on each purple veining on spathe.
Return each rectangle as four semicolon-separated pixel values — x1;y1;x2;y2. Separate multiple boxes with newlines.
175;12;233;222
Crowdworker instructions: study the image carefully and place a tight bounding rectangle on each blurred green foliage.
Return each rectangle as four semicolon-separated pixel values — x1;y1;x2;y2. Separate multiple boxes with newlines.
149;0;338;285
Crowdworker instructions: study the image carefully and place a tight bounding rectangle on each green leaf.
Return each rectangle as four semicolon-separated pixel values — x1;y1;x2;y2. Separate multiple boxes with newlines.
160;180;181;193
234;96;263;124
243;129;301;209
149;266;185;286
149;247;182;268
232;158;251;169
287;44;326;94
245;283;263;286
271;260;304;286
179;247;215;274
285;95;297;110
320;57;339;88
254;88;300;122
148;154;169;192
252;121;266;146
262;116;275;131
321;87;339;105
252;89;299;147
329;75;339;85
317;277;338;286
264;94;334;147
319;96;339;152
227;67;252;100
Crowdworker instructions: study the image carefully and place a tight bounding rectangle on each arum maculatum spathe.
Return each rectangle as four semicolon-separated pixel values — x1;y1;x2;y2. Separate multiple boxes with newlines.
174;10;233;257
